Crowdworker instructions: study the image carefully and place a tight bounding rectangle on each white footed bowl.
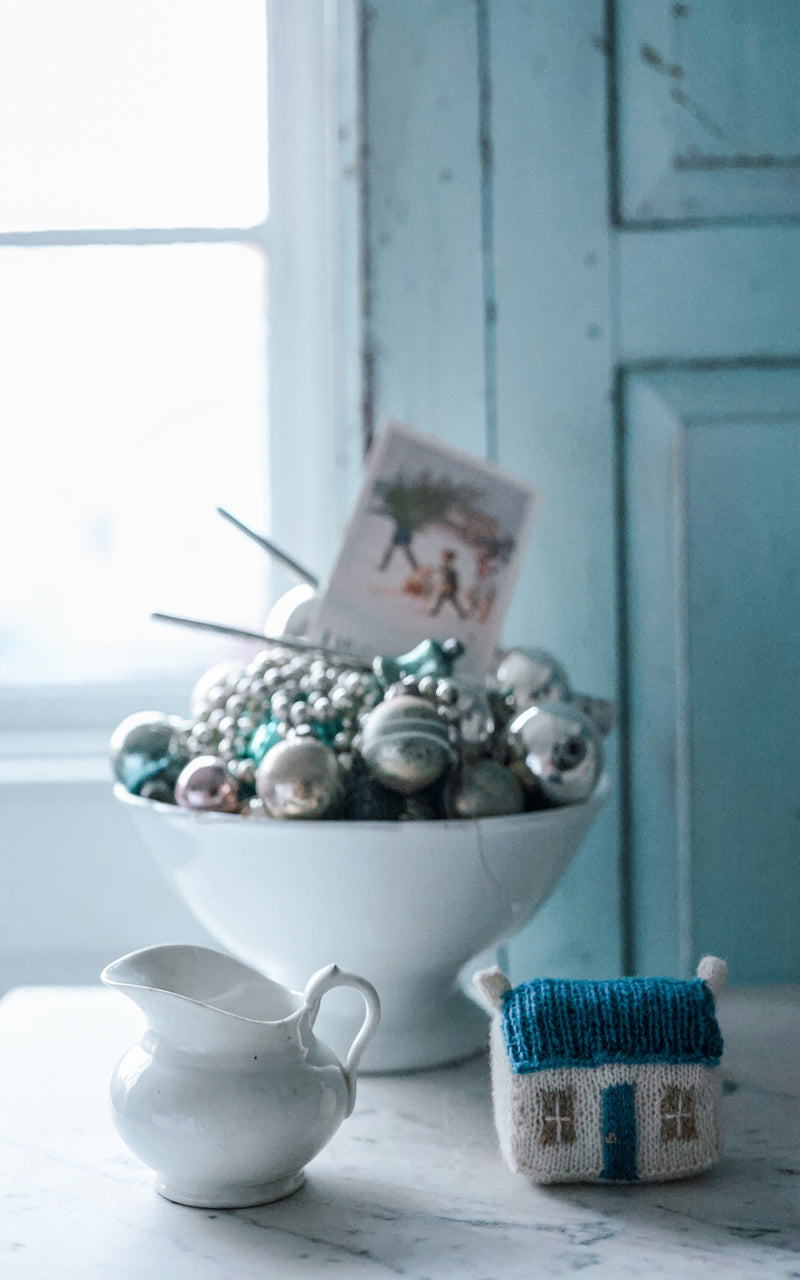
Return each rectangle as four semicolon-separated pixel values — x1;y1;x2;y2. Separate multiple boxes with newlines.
115;777;608;1072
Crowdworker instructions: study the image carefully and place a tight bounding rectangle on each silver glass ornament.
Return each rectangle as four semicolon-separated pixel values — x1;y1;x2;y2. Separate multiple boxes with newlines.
174;755;241;813
573;693;616;738
358;695;458;795
495;647;571;712
453;681;494;753
443;759;526;819
263;582;320;639
109;711;191;796
507;700;602;806
255;735;342;819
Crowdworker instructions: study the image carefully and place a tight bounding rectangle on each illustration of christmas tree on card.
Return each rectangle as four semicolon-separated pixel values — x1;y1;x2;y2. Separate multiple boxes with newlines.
311;419;539;672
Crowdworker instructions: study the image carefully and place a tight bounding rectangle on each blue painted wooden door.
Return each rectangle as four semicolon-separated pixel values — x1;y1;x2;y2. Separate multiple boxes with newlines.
601;1083;637;1182
613;3;800;982
360;1;800;982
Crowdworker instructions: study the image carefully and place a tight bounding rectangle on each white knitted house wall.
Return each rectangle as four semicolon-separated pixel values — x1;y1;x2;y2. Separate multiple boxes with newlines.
493;1054;721;1184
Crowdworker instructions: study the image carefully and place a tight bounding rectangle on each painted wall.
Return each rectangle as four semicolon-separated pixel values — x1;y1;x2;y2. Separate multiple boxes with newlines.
360;0;800;983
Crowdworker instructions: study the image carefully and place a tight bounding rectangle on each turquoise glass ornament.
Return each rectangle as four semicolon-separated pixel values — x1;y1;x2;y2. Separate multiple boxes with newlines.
109;711;190;796
310;715;345;748
373;638;464;689
248;719;283;766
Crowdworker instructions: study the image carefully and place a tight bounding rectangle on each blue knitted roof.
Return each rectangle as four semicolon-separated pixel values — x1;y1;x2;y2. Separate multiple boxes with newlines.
501;976;723;1073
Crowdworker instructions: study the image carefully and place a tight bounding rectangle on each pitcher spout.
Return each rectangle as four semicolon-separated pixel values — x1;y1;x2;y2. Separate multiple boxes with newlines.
101;944;303;1048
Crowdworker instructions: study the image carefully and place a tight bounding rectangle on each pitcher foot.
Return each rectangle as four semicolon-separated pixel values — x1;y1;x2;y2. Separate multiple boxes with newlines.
155;1169;305;1209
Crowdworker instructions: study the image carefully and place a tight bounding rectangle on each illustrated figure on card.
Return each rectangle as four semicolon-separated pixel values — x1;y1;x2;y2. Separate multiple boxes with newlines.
429;549;467;619
310;418;540;673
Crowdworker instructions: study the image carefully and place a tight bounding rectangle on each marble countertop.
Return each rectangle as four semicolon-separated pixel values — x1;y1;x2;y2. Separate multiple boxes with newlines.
0;983;797;1279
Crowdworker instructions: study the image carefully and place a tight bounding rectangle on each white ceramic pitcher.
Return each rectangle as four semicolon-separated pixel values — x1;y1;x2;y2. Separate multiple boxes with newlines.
101;944;380;1208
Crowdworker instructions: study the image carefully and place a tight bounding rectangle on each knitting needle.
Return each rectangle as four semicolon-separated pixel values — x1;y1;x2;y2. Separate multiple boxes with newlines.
216;507;321;590
150;611;371;667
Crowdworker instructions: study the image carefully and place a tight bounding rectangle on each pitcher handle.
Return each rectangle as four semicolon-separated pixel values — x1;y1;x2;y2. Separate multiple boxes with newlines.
302;964;381;1116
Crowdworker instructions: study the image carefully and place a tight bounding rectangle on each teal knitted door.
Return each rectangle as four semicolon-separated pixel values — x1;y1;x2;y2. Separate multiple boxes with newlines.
601;1083;637;1182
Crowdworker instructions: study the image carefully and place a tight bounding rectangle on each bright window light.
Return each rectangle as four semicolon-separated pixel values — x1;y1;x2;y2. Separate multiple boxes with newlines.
0;2;271;689
0;244;268;685
0;0;268;231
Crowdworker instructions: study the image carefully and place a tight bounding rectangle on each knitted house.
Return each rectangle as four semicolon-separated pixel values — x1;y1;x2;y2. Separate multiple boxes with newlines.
474;956;727;1184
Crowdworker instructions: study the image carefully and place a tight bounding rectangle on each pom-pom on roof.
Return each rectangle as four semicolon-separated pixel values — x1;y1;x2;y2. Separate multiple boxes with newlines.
501;976;723;1074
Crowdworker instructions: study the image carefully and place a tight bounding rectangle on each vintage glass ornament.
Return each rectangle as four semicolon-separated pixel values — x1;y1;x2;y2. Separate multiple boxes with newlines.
109;711;191;796
495;647;571;712
358;695;458;795
400;787;444;821
263;582;320;639
255;735;342;819
453;680;494;753
138;777;178;805
373;637;464;689
443;759;526;819
175;756;241;813
507;700;602;806
573;693;616;738
342;767;406;822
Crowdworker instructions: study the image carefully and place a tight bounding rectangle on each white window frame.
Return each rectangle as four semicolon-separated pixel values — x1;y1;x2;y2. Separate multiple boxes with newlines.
0;0;363;763
0;0;363;991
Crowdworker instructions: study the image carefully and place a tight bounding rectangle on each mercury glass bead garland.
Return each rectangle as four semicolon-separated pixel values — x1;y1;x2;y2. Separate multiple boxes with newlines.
110;641;611;820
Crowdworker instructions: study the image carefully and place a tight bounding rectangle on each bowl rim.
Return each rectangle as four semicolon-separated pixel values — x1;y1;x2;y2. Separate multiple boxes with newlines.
113;772;610;833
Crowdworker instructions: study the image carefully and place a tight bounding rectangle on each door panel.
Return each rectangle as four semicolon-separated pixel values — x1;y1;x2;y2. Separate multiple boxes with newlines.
616;0;800;224
625;366;800;981
618;226;800;363
361;0;799;983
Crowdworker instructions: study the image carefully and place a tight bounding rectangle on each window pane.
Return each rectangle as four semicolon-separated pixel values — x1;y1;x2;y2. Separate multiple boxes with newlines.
0;1;268;231
0;244;269;684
